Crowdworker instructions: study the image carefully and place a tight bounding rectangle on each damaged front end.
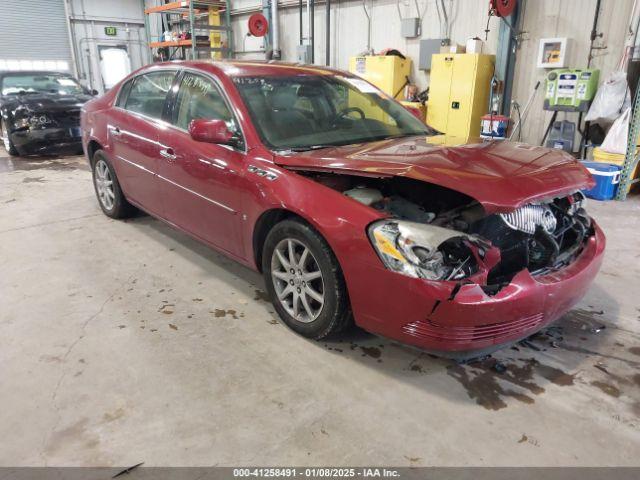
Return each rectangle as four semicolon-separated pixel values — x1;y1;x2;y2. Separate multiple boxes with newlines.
470;192;592;285
9;107;83;155
301;173;594;295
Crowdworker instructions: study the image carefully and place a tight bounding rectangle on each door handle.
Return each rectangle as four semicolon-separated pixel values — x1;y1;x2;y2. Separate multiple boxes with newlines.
109;126;122;136
159;148;176;160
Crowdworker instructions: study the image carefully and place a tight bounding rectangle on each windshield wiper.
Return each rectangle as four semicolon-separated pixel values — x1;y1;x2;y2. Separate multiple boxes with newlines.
280;144;337;152
378;133;425;141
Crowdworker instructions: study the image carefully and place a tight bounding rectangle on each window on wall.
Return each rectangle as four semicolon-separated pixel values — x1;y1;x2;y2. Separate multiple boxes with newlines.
173;73;234;130
0;59;69;72
124;71;176;119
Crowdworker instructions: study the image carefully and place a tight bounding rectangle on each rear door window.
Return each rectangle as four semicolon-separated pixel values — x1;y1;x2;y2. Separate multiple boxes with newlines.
124;71;176;119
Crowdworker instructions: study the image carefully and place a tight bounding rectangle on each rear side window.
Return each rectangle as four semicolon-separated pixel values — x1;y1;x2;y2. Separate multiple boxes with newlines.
124;71;176;119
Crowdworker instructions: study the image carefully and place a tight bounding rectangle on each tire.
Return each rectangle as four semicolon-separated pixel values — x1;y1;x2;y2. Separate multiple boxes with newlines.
91;150;135;219
1;119;19;156
262;219;352;339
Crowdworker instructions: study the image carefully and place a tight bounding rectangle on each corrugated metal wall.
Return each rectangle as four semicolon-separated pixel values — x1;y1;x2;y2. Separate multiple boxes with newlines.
0;0;72;68
511;0;635;145
68;0;149;93
229;0;636;145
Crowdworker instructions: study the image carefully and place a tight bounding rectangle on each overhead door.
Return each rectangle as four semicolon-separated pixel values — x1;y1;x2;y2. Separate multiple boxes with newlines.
0;0;73;72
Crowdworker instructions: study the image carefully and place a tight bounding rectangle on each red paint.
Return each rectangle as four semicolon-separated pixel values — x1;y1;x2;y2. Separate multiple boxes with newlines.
188;118;234;144
274;138;595;213
82;61;605;354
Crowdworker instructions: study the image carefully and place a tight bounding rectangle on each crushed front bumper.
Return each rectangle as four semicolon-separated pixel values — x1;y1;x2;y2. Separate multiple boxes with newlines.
348;220;605;357
10;127;83;156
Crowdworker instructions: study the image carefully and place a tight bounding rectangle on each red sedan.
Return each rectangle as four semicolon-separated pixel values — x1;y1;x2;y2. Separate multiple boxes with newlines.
81;61;605;358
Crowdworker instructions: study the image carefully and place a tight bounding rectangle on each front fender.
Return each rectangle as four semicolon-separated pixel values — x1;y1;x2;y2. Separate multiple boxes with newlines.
242;157;386;276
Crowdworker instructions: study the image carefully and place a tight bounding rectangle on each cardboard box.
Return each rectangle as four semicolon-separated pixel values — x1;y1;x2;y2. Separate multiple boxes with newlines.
466;38;483;54
440;43;465;54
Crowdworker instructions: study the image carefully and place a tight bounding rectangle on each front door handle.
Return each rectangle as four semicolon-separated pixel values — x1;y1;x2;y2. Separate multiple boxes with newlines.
159;148;176;160
109;126;122;136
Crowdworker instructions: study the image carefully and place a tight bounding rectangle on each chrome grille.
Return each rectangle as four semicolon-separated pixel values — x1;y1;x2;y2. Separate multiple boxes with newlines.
499;204;557;235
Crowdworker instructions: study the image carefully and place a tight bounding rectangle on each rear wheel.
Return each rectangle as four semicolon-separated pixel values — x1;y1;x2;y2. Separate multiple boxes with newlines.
92;150;135;218
1;120;19;156
262;219;352;339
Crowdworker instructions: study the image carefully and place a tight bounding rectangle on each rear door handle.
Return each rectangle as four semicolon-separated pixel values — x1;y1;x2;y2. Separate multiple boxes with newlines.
159;148;176;160
109;126;122;136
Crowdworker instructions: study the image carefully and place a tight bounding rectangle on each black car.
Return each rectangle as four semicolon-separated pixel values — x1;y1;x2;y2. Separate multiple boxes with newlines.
0;71;94;156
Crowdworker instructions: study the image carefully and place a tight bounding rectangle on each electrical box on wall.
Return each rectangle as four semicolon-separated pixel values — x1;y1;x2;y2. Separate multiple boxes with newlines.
401;18;420;38
418;39;445;70
537;38;570;69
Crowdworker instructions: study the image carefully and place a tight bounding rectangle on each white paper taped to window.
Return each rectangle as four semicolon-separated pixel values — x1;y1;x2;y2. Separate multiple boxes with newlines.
340;76;379;94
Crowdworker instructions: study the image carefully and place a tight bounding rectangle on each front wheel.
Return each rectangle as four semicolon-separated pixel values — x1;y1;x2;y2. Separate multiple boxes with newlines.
262;219;352;339
1;120;19;156
91;150;135;218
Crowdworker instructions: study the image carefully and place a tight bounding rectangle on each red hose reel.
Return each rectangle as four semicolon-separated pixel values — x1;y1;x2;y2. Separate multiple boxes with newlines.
489;0;517;17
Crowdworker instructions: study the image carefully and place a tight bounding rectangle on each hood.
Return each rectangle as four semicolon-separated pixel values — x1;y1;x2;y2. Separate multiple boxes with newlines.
274;137;594;213
2;92;91;113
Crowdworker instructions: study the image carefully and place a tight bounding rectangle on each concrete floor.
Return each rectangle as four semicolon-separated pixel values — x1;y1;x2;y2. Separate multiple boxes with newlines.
1;151;639;467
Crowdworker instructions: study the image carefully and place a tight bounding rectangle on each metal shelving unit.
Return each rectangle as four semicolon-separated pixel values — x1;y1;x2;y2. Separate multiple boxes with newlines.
144;0;233;61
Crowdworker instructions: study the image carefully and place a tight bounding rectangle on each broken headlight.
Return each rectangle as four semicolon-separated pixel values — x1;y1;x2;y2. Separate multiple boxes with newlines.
28;114;54;126
368;220;476;281
13;116;31;130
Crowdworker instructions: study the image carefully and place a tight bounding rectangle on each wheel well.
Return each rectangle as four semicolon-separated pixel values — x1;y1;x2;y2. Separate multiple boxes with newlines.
86;140;103;165
253;209;309;272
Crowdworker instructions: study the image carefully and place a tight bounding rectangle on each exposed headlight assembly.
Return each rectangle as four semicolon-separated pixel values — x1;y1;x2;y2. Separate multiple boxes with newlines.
29;115;54;126
13;117;31;129
368;220;479;281
13;114;54;130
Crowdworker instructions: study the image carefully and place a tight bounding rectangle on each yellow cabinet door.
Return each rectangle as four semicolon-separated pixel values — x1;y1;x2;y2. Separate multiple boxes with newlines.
447;54;478;141
426;54;454;134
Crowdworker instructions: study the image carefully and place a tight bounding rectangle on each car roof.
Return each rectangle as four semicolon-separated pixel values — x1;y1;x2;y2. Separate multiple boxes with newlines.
142;60;348;79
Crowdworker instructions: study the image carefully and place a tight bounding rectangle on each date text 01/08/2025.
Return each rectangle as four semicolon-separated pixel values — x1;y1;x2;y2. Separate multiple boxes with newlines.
232;468;401;478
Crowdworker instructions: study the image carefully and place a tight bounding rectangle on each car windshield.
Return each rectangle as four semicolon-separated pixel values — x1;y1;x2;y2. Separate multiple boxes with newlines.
1;73;85;96
233;75;436;151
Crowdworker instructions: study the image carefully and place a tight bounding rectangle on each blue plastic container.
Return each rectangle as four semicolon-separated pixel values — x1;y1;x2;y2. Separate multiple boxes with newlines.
580;161;621;200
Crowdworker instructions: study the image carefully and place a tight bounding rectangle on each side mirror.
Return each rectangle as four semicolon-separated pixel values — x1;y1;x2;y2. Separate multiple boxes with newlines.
189;118;236;145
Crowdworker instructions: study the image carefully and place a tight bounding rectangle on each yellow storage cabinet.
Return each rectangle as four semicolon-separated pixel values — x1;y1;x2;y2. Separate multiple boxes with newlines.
348;55;412;100
347;55;412;123
427;53;495;145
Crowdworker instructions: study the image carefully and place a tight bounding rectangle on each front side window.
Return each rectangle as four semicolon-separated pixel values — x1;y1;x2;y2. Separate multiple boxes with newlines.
173;73;234;130
233;75;436;151
116;79;133;108
1;73;85;96
124;71;175;119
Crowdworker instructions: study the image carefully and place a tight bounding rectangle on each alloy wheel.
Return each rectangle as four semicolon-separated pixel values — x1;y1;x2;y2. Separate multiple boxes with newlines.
94;159;115;211
271;238;325;323
1;122;10;151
